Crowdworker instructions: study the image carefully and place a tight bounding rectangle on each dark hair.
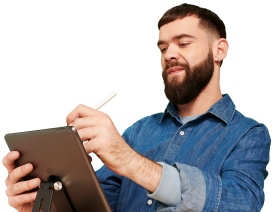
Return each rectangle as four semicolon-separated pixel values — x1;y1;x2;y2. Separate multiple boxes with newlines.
158;3;226;66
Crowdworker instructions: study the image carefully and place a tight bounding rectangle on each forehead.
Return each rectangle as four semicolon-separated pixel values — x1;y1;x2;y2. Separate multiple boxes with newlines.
159;16;207;41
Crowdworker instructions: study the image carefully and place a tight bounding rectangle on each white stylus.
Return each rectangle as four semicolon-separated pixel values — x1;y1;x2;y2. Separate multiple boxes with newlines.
93;91;117;110
70;91;117;126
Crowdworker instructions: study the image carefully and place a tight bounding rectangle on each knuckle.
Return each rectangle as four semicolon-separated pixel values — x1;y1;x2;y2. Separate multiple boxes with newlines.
77;104;85;110
9;170;15;181
101;115;111;125
8;196;20;208
17;194;26;205
2;156;6;168
5;188;10;196
16;195;22;206
101;112;109;119
2;156;6;166
106;118;113;126
73;118;78;126
9;169;19;180
15;182;25;194
11;165;27;180
8;198;13;207
18;166;25;176
13;182;22;194
5;177;9;187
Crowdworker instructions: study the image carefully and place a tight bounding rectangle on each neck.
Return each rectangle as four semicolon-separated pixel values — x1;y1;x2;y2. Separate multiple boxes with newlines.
176;68;222;117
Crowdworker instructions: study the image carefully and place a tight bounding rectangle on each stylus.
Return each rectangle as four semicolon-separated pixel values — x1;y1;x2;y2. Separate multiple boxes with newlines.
93;91;117;110
70;91;117;126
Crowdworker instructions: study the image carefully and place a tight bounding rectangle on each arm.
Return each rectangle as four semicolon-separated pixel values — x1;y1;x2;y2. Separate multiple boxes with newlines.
121;151;163;193
152;126;271;212
215;126;270;211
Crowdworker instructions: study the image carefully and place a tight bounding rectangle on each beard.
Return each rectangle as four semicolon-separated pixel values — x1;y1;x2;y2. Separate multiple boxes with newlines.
162;49;214;105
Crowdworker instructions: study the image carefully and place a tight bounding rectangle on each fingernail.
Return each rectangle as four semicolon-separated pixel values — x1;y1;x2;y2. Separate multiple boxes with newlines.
70;123;73;126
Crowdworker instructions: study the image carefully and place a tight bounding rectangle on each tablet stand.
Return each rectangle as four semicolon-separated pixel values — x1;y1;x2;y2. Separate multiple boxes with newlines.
32;176;74;212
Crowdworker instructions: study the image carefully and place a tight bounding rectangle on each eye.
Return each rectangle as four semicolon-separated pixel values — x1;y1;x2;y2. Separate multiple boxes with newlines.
161;48;166;52
179;43;190;46
161;43;190;53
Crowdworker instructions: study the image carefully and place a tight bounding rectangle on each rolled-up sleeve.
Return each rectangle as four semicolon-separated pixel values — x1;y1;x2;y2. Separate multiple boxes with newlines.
149;162;206;212
152;126;270;212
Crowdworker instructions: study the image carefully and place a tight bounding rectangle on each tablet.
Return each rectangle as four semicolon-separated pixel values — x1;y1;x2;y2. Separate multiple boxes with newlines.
5;126;112;212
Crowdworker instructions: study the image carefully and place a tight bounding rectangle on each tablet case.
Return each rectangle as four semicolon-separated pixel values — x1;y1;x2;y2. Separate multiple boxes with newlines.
5;126;112;212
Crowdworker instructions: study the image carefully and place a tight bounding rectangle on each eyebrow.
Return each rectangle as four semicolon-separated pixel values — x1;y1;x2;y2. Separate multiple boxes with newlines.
157;33;197;47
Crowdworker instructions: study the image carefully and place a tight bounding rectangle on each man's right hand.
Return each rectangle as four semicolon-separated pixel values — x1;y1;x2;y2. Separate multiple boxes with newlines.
2;151;41;212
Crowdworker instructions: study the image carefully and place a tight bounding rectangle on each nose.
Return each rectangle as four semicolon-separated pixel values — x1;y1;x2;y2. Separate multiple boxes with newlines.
164;44;180;64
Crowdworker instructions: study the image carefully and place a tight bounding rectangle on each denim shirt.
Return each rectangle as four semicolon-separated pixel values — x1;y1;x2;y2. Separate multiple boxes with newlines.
96;94;271;212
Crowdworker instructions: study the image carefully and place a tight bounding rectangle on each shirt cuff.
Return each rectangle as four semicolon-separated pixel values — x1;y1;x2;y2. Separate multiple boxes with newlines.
147;162;181;207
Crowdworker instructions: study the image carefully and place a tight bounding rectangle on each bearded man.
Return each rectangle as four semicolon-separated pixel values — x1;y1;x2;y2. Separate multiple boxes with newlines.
3;3;271;212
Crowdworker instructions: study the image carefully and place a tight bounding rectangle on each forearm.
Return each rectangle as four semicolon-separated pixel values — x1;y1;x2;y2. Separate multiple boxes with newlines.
122;151;163;193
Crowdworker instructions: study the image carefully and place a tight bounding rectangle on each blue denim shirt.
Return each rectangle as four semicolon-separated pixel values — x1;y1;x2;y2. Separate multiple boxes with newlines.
96;94;271;212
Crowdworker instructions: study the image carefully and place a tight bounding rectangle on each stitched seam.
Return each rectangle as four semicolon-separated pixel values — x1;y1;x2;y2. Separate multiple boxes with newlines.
214;175;222;212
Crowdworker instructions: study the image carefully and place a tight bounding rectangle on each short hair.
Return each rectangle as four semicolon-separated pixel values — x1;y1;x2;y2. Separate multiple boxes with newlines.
158;3;226;66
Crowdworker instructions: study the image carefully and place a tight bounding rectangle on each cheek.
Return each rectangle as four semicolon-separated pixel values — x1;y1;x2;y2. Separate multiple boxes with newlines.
160;58;164;68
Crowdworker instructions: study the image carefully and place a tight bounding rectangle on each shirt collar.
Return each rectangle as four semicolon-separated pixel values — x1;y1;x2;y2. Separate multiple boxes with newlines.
159;94;236;125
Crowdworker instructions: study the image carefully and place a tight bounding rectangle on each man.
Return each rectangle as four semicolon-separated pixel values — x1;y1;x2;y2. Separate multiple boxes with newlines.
3;3;271;212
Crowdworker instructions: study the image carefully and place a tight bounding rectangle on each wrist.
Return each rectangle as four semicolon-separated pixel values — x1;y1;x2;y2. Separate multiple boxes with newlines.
122;151;163;192
122;150;143;177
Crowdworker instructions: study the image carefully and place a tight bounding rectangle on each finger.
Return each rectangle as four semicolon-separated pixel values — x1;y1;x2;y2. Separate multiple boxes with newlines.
83;139;99;155
6;178;40;197
72;116;106;130
8;191;37;208
77;127;101;142
66;104;102;126
2;151;20;174
72;116;98;130
6;163;33;187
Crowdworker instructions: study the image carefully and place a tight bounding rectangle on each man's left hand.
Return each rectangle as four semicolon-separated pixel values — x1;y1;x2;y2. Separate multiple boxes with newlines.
66;104;137;176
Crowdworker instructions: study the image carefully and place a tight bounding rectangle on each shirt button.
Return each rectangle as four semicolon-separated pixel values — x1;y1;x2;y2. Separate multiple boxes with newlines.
180;131;185;135
147;200;152;205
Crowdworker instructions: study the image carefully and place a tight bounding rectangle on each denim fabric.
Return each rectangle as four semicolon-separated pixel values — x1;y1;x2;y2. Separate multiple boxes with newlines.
147;162;183;207
96;94;271;212
148;162;206;211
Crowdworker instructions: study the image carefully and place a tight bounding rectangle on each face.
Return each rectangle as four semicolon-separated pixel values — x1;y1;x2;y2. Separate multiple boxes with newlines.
158;16;215;105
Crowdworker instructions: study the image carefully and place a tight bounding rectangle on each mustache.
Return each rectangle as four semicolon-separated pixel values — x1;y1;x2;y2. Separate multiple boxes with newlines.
163;61;188;71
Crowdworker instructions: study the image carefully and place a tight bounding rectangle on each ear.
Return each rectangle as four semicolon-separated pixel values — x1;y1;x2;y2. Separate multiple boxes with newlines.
213;38;229;65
